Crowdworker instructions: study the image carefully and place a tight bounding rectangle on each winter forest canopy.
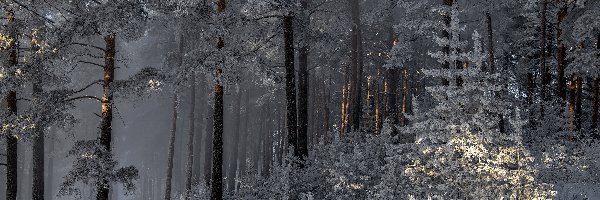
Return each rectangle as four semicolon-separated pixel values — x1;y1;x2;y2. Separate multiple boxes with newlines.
0;0;599;199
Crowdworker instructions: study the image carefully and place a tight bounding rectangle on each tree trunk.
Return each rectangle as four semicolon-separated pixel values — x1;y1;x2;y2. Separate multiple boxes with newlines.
284;14;299;160
164;94;178;200
441;0;453;86
210;1;226;199
556;7;567;100
296;0;310;164
4;5;18;199
97;33;116;200
5;91;18;200
540;0;548;115
185;73;197;198
486;12;495;73
32;83;44;200
348;0;363;132
401;68;409;126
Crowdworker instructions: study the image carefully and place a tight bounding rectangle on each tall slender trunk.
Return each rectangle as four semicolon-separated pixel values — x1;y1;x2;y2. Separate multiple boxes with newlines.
486;12;495;73
556;7;567;100
401;68;409;126
296;0;310;164
185;73;197;198
164;93;178;200
283;14;299;159
348;0;363;132
32;83;44;200
5;91;18;200
97;33;116;200
540;0;548;117
31;10;45;197
4;5;18;199
441;0;453;86
210;1;226;199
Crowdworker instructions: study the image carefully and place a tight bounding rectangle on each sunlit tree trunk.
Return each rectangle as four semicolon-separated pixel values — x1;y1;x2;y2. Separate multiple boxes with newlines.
97;33;116;200
347;0;363;132
164;94;178;200
210;0;226;199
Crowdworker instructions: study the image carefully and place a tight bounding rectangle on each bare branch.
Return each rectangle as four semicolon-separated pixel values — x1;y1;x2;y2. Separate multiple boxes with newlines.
73;80;103;94
65;95;102;102
77;61;105;68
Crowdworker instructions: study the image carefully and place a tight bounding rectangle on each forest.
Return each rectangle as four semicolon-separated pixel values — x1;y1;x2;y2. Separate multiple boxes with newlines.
0;0;599;199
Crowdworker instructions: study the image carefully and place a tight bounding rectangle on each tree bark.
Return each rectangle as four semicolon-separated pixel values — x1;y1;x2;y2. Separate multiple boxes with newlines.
441;0;453;86
97;33;116;200
296;0;310;165
556;6;567;100
32;83;44;200
5;91;18;200
164;94;178;200
210;1;226;199
185;73;197;198
486;12;495;73
348;0;363;132
540;0;549;115
4;5;18;199
284;14;299;160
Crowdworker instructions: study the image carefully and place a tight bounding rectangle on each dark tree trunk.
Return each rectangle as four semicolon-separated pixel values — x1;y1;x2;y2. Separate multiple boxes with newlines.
210;78;224;200
164;94;178;200
540;0;549;116
97;33;116;200
210;1;226;199
284;14;299;160
5;91;18;200
556;7;567;100
5;6;18;199
593;33;600;136
32;84;44;200
486;12;495;73
348;0;363;132
296;0;310;164
441;0;453;86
